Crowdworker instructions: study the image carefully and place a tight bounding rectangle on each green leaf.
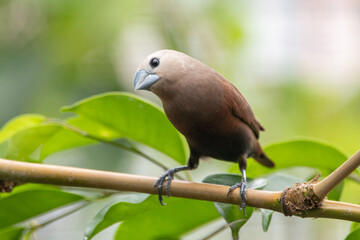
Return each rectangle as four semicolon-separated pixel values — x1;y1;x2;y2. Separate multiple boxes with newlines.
264;138;348;173
85;194;152;240
215;203;253;240
0;93;189;164
3;124;60;162
326;180;344;201
345;228;360;240
0;114;46;144
66;116;123;141
0;188;84;229
62;92;188;164
202;174;264;240
0;141;7;158
263;139;348;201
39;118;96;160
260;209;273;232
202;174;266;189
114;196;219;240
0;183;59;198
231;139;349;177
262;173;304;191
0;116;95;162
0;227;25;240
86;194;219;240
351;222;360;232
39;127;94;160
0;114;47;160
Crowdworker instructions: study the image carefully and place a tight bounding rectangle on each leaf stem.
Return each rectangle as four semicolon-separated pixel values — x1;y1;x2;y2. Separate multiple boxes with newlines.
202;223;228;240
47;119;185;180
26;191;115;236
30;201;91;230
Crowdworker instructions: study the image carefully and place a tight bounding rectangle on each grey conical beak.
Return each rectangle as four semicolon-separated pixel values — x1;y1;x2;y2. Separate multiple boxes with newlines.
134;69;160;90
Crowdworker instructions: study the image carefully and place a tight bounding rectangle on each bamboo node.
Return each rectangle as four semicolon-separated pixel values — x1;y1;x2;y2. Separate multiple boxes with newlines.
281;174;322;216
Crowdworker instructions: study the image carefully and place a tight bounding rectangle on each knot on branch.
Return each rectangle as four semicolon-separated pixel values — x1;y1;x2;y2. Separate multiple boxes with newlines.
281;174;322;216
0;180;18;193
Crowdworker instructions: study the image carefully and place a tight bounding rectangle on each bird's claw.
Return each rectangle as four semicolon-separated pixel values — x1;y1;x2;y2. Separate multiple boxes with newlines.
227;179;248;215
153;169;175;205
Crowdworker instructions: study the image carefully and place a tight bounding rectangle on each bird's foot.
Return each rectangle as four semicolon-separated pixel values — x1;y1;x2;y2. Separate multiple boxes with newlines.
153;169;176;205
227;179;248;215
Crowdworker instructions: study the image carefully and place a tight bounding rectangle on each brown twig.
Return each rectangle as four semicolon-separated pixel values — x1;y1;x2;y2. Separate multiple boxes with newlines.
0;158;359;222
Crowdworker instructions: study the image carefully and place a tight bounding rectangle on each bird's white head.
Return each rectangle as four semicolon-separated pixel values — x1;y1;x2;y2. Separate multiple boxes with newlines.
134;49;193;92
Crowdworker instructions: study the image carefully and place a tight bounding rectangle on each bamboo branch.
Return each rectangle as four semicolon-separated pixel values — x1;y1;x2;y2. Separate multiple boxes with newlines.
313;150;360;200
0;158;359;222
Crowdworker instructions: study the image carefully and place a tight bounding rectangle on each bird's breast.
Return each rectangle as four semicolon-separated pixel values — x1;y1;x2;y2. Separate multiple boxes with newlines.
163;96;256;161
162;93;227;136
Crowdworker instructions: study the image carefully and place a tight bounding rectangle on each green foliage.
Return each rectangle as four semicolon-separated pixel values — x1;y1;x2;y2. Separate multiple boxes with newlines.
62;92;189;164
39;118;96;160
0;184;84;229
0;92;358;239
0;227;25;240
0;114;45;144
351;222;360;232
1;0;359;239
113;196;218;240
260;209;273;232
85;194;153;239
233;139;349;177
345;228;360;240
263;139;350;201
0;118;91;162
86;194;219;240
264;139;349;173
0;92;188;165
1;124;61;162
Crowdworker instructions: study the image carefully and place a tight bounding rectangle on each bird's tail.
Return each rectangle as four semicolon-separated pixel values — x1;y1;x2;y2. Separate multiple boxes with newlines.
254;148;275;168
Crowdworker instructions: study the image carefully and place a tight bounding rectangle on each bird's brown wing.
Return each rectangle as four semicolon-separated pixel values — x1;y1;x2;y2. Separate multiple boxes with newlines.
222;80;264;139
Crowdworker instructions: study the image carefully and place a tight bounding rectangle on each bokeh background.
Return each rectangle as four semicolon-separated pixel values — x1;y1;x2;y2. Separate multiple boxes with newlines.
0;0;359;239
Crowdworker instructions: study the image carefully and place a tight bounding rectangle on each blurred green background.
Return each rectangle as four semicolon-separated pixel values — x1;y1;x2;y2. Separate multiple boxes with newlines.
0;0;359;239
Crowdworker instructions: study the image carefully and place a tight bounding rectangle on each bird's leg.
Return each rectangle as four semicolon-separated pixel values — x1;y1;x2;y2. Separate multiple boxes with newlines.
153;165;190;205
227;156;248;215
153;152;199;205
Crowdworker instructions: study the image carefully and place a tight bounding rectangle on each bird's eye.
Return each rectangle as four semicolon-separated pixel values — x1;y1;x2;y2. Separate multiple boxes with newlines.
149;58;160;68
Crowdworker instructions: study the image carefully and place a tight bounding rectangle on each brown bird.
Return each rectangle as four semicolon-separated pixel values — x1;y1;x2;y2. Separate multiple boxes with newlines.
134;49;274;212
